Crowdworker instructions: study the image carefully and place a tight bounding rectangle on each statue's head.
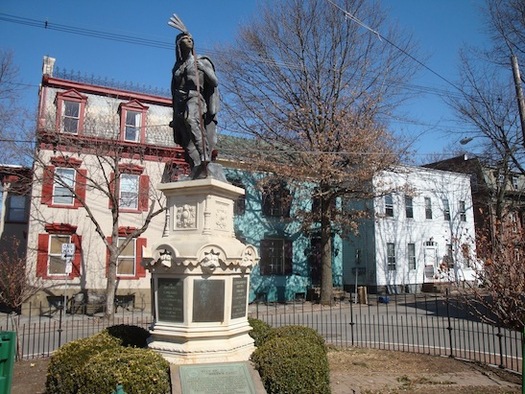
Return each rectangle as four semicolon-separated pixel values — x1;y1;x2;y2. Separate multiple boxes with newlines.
175;32;193;61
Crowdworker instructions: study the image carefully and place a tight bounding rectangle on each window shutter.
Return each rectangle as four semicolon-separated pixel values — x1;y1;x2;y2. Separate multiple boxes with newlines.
41;166;54;206
74;169;87;208
71;234;82;278
138;175;150;211
136;238;147;278
36;234;49;277
284;239;293;275
259;239;270;275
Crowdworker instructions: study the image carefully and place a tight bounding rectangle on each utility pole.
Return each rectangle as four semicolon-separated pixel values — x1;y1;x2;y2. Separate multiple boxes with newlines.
510;53;525;394
511;55;525;148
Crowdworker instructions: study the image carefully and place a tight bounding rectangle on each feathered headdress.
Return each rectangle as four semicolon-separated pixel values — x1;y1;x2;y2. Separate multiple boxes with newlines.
168;14;188;34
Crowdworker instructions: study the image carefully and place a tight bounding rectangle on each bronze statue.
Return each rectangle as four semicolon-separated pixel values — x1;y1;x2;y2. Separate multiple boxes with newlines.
169;15;219;176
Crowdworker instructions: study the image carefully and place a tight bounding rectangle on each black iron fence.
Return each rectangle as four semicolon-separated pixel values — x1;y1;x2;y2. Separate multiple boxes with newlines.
248;291;523;374
0;302;151;360
2;291;523;376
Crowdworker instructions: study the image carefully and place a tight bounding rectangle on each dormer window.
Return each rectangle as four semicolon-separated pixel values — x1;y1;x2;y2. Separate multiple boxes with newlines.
119;100;148;143
55;90;87;134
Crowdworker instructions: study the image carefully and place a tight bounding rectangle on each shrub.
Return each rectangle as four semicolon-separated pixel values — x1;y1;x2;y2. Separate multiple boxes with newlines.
248;317;273;347
268;325;326;350
79;347;170;394
45;331;122;394
106;324;151;348
251;335;331;394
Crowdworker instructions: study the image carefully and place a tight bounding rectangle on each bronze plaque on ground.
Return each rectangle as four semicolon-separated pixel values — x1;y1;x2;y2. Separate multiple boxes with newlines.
231;277;248;319
193;279;224;322
179;363;256;394
157;278;184;322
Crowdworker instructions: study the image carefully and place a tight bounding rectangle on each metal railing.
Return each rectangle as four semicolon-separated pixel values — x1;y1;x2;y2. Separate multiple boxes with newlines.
2;291;523;376
0;302;152;360
248;291;523;374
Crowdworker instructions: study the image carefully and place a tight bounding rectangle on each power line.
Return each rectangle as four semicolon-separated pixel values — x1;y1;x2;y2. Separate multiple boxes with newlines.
324;0;465;95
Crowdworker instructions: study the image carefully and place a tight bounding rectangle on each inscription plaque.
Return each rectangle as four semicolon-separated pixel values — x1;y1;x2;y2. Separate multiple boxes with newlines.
231;277;248;319
179;363;256;394
157;278;184;322
193;279;224;322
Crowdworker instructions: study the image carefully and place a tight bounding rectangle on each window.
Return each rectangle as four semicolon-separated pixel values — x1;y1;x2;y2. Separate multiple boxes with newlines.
120;174;139;209
62;101;80;133
259;238;292;276
408;243;416;270
262;181;291;218
41;157;87;209
442;198;451;221
56;90;87;134
117;238;136;276
459;200;467;222
512;176;519;190
119;100;148;143
109;164;150;212
424;197;432;219
124;110;141;142
37;223;81;279
385;194;394;217
444;244;454;268
6;194;27;222
53;168;75;205
387;243;396;271
106;229;147;280
405;196;413;219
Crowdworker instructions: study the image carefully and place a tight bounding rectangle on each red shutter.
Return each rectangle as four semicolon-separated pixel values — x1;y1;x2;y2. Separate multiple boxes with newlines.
74;169;87;208
136;238;147;278
70;234;82;278
138;175;150;211
41;166;55;206
37;234;49;278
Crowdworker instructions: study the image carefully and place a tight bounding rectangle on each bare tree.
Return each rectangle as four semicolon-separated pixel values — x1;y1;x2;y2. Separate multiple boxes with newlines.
0;50;34;165
217;0;417;304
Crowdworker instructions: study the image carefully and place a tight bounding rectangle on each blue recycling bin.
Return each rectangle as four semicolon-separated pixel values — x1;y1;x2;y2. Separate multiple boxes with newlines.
0;331;15;394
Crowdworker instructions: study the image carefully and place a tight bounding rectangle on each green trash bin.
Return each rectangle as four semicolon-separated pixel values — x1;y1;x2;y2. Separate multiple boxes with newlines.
0;331;15;394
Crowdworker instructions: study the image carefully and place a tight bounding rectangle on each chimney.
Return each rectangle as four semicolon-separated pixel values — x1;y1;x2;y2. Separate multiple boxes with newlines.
42;56;56;76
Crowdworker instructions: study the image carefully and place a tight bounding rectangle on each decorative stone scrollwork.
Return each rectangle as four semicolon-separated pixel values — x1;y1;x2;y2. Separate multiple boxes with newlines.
159;249;173;268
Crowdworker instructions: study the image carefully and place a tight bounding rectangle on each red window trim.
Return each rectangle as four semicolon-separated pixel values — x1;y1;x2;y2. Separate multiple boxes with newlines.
37;225;82;279
106;236;147;280
41;162;87;209
55;89;87;135
118;100;148;143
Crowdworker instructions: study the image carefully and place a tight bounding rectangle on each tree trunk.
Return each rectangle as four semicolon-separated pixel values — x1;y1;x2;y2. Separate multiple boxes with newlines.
319;191;333;305
104;251;117;317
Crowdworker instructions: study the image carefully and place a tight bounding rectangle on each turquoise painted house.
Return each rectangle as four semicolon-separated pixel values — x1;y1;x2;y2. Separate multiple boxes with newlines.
222;167;343;303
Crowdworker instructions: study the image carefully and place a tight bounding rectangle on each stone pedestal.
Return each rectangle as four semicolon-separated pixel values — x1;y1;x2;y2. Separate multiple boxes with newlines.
144;178;259;364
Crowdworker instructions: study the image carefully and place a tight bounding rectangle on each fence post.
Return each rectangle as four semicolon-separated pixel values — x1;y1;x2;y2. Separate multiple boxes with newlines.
496;325;504;369
349;298;355;347
445;288;454;358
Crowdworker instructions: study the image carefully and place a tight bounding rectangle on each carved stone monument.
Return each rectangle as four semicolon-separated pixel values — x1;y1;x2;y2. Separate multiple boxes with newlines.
144;178;259;364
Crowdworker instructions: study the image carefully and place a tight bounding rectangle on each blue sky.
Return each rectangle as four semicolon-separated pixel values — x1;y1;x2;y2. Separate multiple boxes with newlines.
1;0;489;163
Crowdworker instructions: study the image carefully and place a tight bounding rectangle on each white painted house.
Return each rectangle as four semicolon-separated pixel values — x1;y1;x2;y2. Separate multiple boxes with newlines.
343;165;477;294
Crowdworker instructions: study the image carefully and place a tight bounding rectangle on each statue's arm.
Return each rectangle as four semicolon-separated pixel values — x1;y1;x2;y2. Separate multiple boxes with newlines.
198;58;218;87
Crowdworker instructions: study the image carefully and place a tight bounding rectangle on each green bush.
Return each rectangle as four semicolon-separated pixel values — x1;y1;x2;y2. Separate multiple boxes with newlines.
106;324;151;348
45;331;122;394
79;347;170;394
251;335;331;394
248;317;273;347
268;325;326;350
